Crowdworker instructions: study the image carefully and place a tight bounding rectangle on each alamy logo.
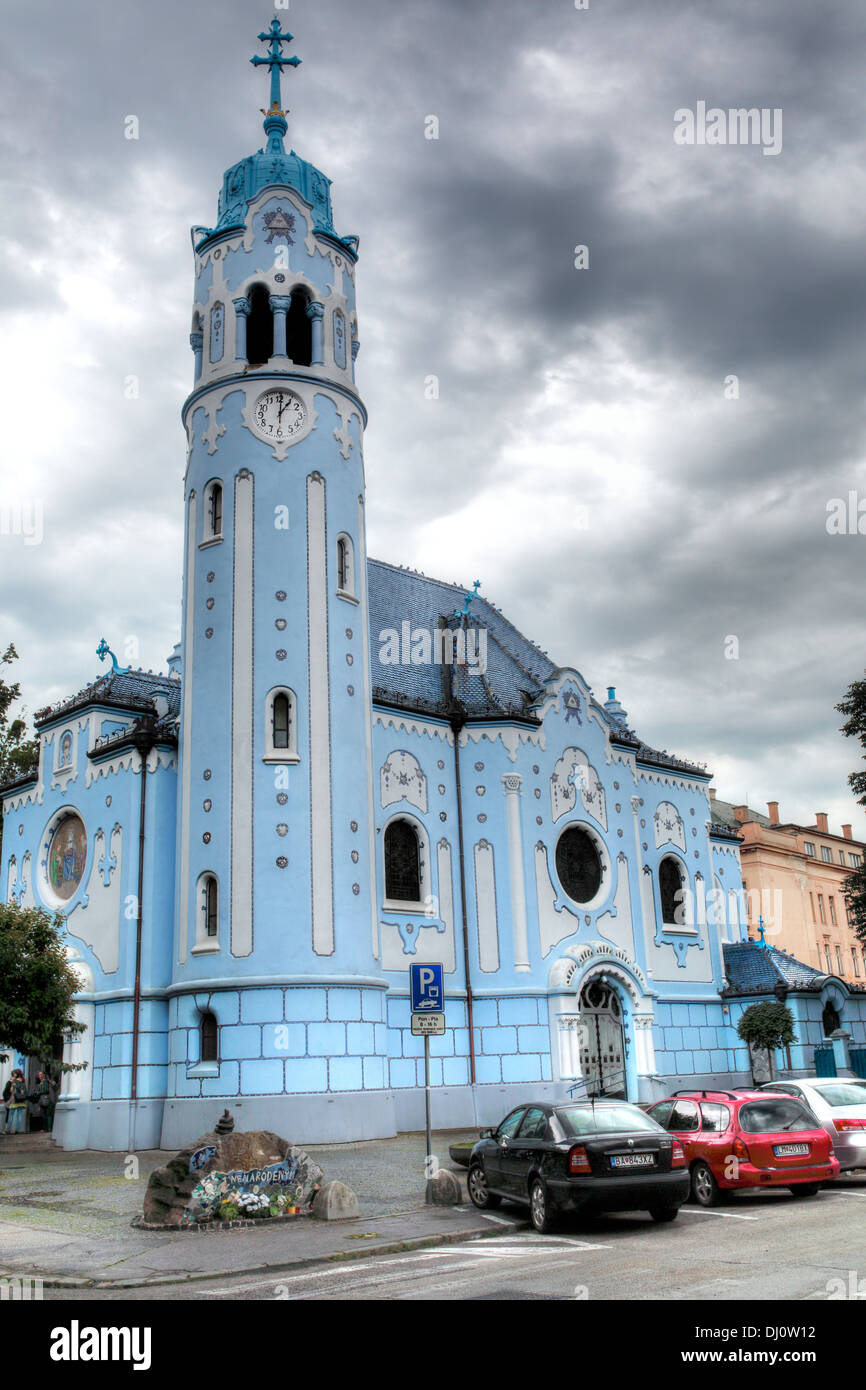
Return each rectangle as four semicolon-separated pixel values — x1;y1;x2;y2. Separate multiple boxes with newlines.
674;102;782;156
49;1321;152;1372
378;622;488;674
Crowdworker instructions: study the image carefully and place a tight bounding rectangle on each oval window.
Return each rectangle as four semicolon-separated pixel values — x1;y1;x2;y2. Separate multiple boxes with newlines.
555;826;602;903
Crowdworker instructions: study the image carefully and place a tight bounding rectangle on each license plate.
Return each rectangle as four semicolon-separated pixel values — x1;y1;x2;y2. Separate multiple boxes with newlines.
609;1153;656;1169
773;1143;809;1157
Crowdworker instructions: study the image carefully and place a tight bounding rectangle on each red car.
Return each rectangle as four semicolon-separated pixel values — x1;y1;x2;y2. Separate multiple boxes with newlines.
646;1089;839;1206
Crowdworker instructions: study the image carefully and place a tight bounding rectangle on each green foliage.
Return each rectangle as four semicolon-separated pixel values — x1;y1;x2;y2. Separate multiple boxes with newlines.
736;1001;796;1052
0;645;39;785
836;672;866;942
0;901;85;1069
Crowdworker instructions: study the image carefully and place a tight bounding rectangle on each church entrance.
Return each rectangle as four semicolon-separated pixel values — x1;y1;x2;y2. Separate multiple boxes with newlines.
577;975;627;1100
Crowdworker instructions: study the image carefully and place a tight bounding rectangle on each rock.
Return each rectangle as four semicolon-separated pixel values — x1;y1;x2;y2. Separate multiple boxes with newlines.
312;1180;360;1221
142;1127;324;1226
214;1109;235;1136
430;1169;462;1205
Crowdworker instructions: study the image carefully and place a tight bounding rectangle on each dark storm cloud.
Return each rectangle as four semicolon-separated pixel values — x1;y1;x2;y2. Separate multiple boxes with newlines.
1;0;864;832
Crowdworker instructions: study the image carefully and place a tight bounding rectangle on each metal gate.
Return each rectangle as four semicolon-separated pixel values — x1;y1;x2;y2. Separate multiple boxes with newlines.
850;1047;866;1080
814;1043;836;1077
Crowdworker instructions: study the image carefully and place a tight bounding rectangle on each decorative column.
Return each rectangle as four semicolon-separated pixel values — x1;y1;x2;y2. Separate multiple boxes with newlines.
502;774;530;972
233;296;251;361
189;330;204;383
351;338;360;381
270;294;292;358
307;300;325;365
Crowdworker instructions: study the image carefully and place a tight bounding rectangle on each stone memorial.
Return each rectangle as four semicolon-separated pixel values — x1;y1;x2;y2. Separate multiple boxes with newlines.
140;1110;325;1228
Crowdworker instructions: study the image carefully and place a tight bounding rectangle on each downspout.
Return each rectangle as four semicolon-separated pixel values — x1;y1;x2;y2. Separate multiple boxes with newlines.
450;710;477;1087
128;716;157;1154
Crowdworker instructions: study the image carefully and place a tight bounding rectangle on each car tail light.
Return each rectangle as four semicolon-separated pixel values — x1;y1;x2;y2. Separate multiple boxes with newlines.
671;1141;686;1169
732;1136;751;1163
835;1118;866;1132
568;1145;592;1174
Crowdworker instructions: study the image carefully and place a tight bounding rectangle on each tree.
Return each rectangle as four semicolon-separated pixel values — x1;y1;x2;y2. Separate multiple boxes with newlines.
0;902;85;1070
737;1000;796;1083
0;644;38;859
836;672;866;943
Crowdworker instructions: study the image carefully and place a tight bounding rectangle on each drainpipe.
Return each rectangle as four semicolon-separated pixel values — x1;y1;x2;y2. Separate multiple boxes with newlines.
449;710;477;1087
128;716;157;1154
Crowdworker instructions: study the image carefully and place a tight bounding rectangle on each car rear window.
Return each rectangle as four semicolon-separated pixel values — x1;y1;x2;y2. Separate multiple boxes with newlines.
810;1082;866;1108
738;1099;815;1134
699;1102;731;1132
557;1105;663;1136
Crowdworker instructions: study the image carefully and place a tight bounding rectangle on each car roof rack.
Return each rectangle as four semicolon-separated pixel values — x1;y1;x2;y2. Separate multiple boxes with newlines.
671;1088;741;1101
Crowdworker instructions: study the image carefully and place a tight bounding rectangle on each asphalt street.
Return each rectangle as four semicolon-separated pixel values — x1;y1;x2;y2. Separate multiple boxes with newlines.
43;1177;866;1301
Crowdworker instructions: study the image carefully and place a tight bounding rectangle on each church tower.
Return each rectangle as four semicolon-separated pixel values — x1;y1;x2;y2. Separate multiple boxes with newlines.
167;23;387;1141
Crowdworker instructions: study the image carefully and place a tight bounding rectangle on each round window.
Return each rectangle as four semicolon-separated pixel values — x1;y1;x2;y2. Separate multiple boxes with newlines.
45;814;87;901
555;826;602;903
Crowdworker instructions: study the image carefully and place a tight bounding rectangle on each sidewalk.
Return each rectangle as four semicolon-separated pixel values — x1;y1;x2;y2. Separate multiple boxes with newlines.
0;1129;504;1288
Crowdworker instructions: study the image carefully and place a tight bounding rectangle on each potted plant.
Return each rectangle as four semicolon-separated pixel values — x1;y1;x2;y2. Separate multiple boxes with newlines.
736;1001;796;1085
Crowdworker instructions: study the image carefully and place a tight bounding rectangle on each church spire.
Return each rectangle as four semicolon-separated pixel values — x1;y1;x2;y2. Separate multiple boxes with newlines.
250;19;302;153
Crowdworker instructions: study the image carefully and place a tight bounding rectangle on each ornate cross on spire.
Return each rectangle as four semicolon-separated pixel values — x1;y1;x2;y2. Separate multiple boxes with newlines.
250;19;301;118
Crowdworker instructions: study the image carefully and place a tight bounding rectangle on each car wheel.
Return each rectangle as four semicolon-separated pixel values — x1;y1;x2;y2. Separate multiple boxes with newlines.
691;1161;720;1207
789;1183;820;1198
467;1163;501;1210
649;1206;679;1223
529;1178;558;1233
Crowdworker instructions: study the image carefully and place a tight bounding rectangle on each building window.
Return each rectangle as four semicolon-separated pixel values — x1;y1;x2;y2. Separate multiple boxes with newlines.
809;893;816;922
200;1012;218;1063
659;856;686;926
829;896;837;926
246;285;274;365
853;950;860;978
286;287;312;366
384;819;422;902
203;480;223;542
336;534;356;597
193;873;220;951
205;876;218;937
836;946;843;973
818;894;826;924
851;853;863;868
556;826;604;905
821;846;833;863
824;942;832;972
822;1001;840;1035
264;688;298;762
840;850;847;866
804;842;816;857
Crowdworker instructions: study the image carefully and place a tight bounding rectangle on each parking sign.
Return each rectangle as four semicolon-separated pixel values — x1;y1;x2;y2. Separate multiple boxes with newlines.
410;962;443;1013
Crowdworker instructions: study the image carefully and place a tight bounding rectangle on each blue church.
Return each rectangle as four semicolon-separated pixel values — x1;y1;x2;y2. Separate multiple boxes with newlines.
4;24;865;1151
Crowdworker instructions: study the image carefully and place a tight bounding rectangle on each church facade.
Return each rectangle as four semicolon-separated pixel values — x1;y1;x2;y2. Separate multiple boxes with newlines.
4;24;865;1151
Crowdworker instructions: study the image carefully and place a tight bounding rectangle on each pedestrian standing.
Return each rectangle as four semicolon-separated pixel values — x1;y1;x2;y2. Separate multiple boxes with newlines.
33;1071;55;1132
5;1070;29;1135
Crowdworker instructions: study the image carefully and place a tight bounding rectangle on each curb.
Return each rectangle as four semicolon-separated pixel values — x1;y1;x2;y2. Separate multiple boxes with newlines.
0;1217;513;1290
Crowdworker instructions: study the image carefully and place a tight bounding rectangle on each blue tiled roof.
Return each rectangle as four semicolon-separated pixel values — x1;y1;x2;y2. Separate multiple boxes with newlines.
367;560;555;719
35;670;182;730
722;941;836;996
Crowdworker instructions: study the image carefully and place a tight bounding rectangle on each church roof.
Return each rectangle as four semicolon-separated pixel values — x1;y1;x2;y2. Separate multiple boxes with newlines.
721;941;860;996
34;670;181;731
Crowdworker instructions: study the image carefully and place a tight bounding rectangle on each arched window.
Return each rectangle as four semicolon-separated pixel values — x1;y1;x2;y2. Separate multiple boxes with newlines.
205;876;218;937
203;480;223;542
336;534;355;597
659;856;685;926
200;1012;218;1063
384;819;422;903
246;285;273;365
264;687;299;761
286;287;312;366
822;1001;840;1036
193;873;220;951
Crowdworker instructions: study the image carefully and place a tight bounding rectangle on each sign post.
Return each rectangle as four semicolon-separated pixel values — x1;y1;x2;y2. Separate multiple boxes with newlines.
409;962;445;1204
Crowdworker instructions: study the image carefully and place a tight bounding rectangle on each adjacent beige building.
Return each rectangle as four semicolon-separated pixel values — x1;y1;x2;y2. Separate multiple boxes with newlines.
711;795;866;986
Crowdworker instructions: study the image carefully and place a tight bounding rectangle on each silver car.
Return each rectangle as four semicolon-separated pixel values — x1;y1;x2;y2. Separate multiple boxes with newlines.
760;1078;866;1171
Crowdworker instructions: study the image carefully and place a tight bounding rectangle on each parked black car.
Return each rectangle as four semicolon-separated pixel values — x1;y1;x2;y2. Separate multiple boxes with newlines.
467;1100;690;1232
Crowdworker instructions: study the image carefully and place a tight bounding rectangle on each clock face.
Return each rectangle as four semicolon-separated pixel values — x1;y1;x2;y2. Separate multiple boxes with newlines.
252;389;307;443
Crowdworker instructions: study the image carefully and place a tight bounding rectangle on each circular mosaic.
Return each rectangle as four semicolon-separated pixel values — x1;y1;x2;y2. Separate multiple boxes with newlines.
45;815;87;902
276;619;287;630
534;788;541;799
276;650;287;660
206;598;215;610
614;781;619;790
207;572;215;583
476;786;485;796
276;591;287;602
346;654;353;666
438;785;445;795
478;814;487;823
440;812;447;821
203;799;212;812
345;629;353;640
352;883;360;895
18;823;23;835
437;760;445;770
203;769;212;780
275;272;286;283
351;850;359;863
277;793;288;805
475;762;484;771
347;686;355;696
536;816;543;825
205;628;214;639
350;821;358;832
203;832;211;844
532;765;539;775
277;856;288;869
277;824;288;837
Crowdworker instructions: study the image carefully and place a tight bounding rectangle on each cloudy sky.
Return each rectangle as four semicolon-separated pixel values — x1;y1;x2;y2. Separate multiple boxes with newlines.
1;0;864;836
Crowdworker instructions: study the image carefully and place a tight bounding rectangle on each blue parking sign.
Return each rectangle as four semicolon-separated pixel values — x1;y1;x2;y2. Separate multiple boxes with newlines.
410;962;444;1013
